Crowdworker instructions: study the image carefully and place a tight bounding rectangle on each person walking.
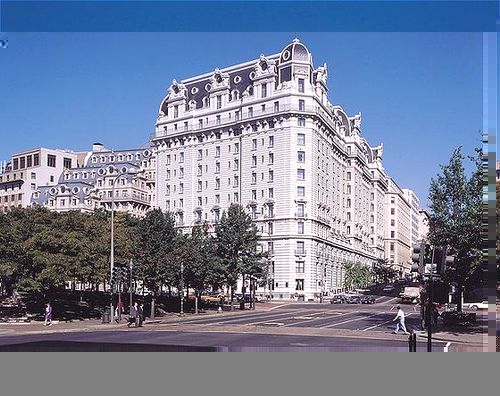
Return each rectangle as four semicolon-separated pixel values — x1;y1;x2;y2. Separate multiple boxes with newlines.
138;303;144;327
392;305;409;335
128;302;138;328
44;302;53;326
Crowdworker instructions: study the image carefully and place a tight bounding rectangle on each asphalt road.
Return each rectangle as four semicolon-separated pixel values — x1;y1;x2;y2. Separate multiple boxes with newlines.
0;330;446;352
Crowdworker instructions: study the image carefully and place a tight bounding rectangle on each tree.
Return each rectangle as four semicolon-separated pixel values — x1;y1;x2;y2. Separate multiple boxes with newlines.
373;259;398;284
343;262;373;291
136;209;177;318
214;204;264;310
428;146;482;311
497;182;500;285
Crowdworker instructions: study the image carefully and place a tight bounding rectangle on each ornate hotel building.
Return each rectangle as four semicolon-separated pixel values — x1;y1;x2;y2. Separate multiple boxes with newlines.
152;39;390;300
31;143;156;217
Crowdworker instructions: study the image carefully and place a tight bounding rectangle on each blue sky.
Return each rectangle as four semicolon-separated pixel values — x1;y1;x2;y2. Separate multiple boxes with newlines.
0;32;482;207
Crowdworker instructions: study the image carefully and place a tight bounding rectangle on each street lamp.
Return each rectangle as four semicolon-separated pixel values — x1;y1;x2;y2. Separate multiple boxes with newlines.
109;167;142;323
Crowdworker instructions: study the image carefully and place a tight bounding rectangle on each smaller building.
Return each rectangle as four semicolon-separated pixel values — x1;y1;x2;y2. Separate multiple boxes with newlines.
418;209;430;243
31;143;156;217
0;147;83;213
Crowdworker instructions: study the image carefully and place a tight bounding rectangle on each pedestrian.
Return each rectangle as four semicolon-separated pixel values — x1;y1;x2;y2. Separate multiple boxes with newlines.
128;302;138;328
138;303;144;327
392;305;409;335
44;302;53;326
116;300;125;322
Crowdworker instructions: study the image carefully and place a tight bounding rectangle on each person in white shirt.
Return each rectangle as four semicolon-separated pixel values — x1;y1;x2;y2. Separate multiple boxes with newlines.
393;305;409;335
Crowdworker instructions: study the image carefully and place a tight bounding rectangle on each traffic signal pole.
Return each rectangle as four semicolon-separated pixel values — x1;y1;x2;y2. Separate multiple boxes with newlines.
427;275;432;352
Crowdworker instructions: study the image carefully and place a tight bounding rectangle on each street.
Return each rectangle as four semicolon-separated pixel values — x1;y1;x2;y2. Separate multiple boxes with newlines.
0;295;465;351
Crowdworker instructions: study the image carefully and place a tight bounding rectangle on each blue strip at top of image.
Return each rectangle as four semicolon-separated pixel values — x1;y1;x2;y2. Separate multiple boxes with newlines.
1;1;498;32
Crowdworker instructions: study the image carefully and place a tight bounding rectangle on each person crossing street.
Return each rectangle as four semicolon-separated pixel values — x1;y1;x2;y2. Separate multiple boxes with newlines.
392;305;409;335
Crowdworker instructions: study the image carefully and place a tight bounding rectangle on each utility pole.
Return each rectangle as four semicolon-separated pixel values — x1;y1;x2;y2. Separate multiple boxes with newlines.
180;262;184;316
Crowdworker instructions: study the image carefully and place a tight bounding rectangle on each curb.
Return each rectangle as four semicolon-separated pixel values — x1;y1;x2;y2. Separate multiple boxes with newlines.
413;331;485;345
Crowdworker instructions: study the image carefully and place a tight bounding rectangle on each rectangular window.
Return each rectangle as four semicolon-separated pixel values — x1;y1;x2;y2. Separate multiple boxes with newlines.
197;196;202;206
216;115;221;125
295;279;304;291
297;221;304;234
217;96;222;109
391;231;395;238
31;172;36;180
197;165;202;176
251;173;257;184
268;170;274;182
252;190;257;200
26;155;33;168
215;178;220;190
184;121;188;131
261;104;266;113
274;101;279;112
298;117;306;127
174;105;178;118
391;208;395;215
297;186;305;197
13;158;19;170
215;146;220;157
252;139;257;150
215;194;220;204
235;111;240;121
390;243;395;252
390;219;395;226
252;155;257;167
234;142;239;154
347;212;351;221
248;107;253;118
297;203;305;217
297;169;305;180
298;78;305;93
178;182;183;194
215;162;220;173
47;154;56;168
299;99;305;111
297;133;305;145
234;159;239;171
33;153;40;166
269;153;274;165
234;175;239;187
50;176;54;183
198;149;203;160
346;172;351;181
295;262;305;274
233;192;239;202
268;222;273;235
297;151;305;162
179;152;184;163
261;83;267;98
20;157;26;169
268;188;274;198
197;181;203;192
198;119;203;129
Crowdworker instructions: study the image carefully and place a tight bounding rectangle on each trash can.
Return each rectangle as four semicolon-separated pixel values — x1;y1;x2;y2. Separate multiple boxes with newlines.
240;301;245;310
102;307;111;324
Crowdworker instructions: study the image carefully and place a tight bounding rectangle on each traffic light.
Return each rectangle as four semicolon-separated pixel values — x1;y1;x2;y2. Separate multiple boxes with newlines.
111;264;129;288
411;242;425;274
433;246;455;275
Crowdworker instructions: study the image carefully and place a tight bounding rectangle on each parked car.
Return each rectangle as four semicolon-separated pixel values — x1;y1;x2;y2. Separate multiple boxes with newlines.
382;285;395;293
361;295;376;304
466;301;488;311
346;295;362;304
330;294;346;304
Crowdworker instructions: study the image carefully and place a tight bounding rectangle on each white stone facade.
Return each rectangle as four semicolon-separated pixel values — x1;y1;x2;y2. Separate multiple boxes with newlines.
153;40;390;300
402;188;421;249
384;179;411;275
31;143;156;217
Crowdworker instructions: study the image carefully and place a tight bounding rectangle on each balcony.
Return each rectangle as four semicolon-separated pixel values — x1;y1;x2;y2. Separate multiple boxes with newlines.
295;212;307;218
294;249;307;257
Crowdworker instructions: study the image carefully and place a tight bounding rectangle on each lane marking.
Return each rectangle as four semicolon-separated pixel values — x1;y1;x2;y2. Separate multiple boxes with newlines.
249;310;326;326
319;311;386;329
284;311;358;327
444;342;451;352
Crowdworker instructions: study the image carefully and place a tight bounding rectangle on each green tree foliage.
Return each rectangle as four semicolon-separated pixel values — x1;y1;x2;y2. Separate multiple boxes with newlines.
136;208;177;318
428;147;482;311
497;182;500;284
372;259;398;284
343;262;373;291
214;204;265;310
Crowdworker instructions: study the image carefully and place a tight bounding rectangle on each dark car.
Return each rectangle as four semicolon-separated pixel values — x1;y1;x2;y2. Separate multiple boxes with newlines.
361;295;376;304
330;294;345;304
347;295;362;304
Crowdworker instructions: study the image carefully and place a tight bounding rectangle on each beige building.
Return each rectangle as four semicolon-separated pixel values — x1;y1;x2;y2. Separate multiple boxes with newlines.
402;188;420;249
384;178;411;275
0;148;83;213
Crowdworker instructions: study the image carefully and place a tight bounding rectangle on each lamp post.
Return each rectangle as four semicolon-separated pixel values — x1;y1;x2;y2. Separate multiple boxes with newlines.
129;258;133;309
180;262;184;316
109;167;142;324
